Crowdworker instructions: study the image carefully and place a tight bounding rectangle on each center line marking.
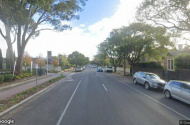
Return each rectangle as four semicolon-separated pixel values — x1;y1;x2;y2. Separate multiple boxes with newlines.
56;80;82;125
102;84;108;91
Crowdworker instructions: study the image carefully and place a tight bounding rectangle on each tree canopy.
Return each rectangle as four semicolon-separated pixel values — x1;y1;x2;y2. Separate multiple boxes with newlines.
137;0;190;45
0;0;87;74
68;51;89;66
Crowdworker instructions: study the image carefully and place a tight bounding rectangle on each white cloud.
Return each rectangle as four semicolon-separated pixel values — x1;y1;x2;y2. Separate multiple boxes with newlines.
0;0;142;59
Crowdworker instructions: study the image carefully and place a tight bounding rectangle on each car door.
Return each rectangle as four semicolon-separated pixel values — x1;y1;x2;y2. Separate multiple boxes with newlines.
170;81;182;100
140;73;147;85
135;72;141;83
181;83;190;104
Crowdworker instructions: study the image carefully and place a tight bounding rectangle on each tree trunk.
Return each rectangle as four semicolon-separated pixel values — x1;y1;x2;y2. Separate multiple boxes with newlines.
15;47;25;75
7;42;14;71
114;65;117;72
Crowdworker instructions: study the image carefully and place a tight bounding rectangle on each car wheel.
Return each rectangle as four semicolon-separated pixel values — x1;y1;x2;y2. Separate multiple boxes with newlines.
133;78;137;84
164;90;171;99
145;82;150;90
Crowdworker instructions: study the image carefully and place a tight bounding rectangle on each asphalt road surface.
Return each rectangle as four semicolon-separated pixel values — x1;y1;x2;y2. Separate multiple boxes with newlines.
5;66;190;125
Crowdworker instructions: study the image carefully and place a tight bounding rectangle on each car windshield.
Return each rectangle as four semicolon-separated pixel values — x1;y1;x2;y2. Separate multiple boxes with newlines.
147;74;160;79
107;67;112;68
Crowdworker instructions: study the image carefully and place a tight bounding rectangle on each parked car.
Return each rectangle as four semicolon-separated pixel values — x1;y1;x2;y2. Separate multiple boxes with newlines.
164;80;190;104
105;66;113;72
97;67;103;72
76;67;83;72
133;72;166;90
83;66;85;70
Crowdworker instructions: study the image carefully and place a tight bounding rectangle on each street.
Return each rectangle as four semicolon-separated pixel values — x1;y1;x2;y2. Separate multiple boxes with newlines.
9;66;190;125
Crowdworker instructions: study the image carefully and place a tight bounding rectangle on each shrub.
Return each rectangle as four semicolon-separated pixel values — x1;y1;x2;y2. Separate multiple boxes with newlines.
0;75;4;83
135;62;163;69
3;74;13;82
16;76;21;79
174;54;190;70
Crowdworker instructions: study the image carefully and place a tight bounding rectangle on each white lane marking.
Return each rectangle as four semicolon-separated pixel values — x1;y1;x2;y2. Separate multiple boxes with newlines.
102;84;108;91
111;76;190;120
56;80;82;125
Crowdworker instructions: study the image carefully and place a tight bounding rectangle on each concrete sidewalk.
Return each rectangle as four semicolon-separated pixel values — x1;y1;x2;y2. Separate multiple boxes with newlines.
0;71;72;101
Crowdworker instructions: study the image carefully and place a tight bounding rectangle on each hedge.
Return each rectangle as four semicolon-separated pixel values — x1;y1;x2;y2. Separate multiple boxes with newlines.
174;54;190;70
3;74;13;82
135;62;163;69
0;75;4;83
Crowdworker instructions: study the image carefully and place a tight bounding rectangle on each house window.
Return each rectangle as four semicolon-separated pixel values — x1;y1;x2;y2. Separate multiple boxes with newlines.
167;59;174;70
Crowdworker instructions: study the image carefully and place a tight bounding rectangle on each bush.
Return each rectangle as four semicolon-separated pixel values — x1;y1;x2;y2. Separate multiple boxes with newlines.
174;54;190;70
0;75;4;83
3;74;13;82
135;62;163;69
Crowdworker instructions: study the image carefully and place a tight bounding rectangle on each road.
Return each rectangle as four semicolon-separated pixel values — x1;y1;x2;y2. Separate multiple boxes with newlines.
5;66;190;125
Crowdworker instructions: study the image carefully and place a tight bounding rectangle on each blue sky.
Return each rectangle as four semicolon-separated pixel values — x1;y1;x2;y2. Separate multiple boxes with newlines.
72;0;120;26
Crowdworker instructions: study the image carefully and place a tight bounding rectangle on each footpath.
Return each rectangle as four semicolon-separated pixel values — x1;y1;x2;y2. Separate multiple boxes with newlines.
0;70;73;101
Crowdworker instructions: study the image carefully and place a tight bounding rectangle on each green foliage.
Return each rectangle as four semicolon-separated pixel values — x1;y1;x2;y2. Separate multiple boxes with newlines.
137;0;190;38
135;62;163;69
3;74;13;82
0;49;2;69
0;75;4;83
174;54;190;70
68;51;89;66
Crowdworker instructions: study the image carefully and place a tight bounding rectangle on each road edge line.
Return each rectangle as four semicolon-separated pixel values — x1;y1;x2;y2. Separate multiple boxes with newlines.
0;77;66;118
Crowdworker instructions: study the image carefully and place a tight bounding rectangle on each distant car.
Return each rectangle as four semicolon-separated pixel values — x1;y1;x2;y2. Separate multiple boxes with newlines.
164;80;190;104
92;65;96;68
97;67;103;72
76;67;83;72
133;72;166;90
105;66;113;72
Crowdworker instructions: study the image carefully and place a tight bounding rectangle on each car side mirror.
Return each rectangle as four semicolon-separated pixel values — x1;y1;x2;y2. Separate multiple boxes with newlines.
143;76;146;79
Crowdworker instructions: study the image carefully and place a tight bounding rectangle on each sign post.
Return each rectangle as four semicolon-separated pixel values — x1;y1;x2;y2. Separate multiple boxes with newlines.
35;64;38;93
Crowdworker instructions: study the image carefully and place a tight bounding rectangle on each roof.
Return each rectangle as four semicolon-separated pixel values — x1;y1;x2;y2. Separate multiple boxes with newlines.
168;51;190;56
169;80;190;85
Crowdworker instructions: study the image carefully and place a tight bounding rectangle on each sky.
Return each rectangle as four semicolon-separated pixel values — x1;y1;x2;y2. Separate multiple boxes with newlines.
0;0;142;60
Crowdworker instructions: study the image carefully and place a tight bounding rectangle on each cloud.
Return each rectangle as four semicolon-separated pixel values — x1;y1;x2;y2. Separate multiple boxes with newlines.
0;0;142;60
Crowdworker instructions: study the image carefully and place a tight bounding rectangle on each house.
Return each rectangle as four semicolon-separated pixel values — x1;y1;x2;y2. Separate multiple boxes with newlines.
166;50;190;71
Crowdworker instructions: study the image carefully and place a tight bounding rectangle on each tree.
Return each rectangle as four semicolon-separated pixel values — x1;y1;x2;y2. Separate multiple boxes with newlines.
6;49;10;69
51;58;59;70
97;23;173;74
0;49;2;69
59;54;70;70
137;0;190;46
68;51;88;71
0;0;87;74
36;55;46;69
22;52;32;70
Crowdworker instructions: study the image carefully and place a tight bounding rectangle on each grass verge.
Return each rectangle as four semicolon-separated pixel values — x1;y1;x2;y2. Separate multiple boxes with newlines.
0;75;65;113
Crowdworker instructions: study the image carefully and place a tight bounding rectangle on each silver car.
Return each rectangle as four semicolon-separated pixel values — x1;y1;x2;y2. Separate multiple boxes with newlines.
164;80;190;104
133;72;166;90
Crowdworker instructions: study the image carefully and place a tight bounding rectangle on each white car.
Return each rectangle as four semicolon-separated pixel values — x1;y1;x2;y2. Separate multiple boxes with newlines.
105;66;114;72
76;67;83;72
